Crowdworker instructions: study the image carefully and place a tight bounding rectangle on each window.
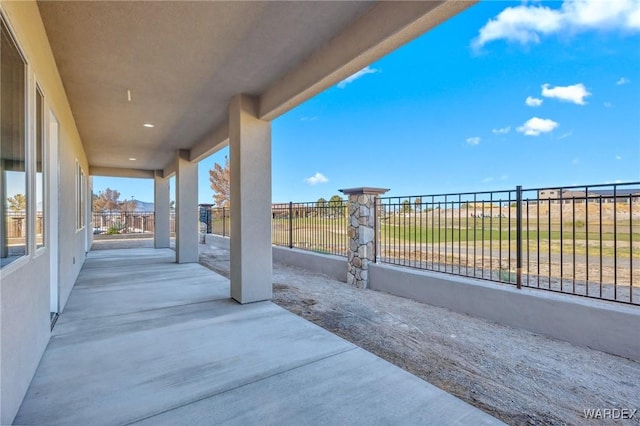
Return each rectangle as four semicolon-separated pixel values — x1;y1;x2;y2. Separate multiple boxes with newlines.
36;86;45;248
76;162;85;230
1;17;27;268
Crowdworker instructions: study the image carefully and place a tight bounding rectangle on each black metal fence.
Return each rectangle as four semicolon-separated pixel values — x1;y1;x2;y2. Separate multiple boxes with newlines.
378;182;640;305
92;211;176;235
199;206;231;237
201;201;348;257
272;202;347;256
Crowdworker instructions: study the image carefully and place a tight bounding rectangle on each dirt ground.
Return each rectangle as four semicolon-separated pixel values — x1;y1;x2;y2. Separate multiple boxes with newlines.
197;243;640;426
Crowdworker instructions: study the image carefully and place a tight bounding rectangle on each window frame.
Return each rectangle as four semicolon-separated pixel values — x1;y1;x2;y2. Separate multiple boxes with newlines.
34;83;46;252
0;13;30;270
76;160;86;231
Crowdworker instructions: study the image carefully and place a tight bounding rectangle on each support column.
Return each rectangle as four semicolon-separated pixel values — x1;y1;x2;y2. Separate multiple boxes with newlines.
229;94;272;304
175;150;198;263
1;166;7;258
340;187;389;289
154;171;170;249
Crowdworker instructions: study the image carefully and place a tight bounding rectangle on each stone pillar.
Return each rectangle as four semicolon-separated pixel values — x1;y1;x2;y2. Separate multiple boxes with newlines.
229;94;272;304
153;171;170;249
175;150;199;263
339;187;389;289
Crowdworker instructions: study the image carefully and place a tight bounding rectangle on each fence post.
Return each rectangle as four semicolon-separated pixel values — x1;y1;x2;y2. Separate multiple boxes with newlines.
288;201;293;249
222;207;226;237
339;187;389;289
516;185;522;289
373;197;379;263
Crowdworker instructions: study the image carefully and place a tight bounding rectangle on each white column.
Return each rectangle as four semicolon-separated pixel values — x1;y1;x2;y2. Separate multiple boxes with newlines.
229;94;272;303
0;166;7;258
154;171;170;248
175;150;198;263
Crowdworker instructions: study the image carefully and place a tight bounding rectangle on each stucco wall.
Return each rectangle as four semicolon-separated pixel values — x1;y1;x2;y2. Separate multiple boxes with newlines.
204;234;346;283
0;2;90;423
273;246;346;283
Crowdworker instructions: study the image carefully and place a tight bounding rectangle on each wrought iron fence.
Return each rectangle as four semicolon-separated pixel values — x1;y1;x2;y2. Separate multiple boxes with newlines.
272;202;347;256
199;206;231;237
201;201;348;257
377;182;640;305
2;212;44;238
92;211;176;235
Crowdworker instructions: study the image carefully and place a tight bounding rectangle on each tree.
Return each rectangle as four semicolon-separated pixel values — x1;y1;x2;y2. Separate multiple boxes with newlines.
93;188;121;212
121;198;137;212
328;195;344;217
316;197;326;216
414;197;422;213
209;156;230;208
401;199;412;213
7;194;26;211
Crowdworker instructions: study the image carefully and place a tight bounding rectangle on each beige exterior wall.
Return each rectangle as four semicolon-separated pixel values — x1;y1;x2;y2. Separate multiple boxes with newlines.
0;2;90;423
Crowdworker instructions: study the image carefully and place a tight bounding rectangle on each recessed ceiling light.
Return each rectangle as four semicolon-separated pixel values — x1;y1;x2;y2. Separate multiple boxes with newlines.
129;157;137;161
143;123;154;128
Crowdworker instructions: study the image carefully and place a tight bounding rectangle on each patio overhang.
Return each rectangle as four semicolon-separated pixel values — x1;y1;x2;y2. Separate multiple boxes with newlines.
36;0;477;303
37;0;476;174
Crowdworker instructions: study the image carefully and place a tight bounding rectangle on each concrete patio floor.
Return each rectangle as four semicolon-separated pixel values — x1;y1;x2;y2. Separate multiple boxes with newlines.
15;247;502;425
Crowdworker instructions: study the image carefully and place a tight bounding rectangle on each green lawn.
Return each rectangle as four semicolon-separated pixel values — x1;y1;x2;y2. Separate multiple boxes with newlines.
380;224;640;244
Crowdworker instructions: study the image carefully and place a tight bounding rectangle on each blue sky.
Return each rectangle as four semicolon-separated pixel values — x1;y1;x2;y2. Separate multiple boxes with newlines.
93;0;640;204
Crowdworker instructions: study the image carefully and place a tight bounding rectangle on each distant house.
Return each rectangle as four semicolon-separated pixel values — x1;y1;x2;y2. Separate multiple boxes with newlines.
538;188;561;205
538;188;640;204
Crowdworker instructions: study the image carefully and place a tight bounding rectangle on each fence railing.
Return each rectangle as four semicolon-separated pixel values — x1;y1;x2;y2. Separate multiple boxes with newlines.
201;201;348;257
92;211;176;235
199;206;231;237
377;182;640;305
3;212;44;238
272;202;347;256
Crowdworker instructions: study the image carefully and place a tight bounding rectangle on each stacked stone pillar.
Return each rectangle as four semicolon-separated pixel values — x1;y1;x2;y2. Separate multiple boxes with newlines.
339;187;389;289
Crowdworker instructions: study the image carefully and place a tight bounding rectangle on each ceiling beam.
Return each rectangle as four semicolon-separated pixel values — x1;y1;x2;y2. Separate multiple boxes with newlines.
259;0;476;121
162;160;176;179
189;122;229;163
89;166;155;179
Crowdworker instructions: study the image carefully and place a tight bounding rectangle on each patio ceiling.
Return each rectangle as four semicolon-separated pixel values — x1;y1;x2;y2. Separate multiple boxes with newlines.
37;1;475;177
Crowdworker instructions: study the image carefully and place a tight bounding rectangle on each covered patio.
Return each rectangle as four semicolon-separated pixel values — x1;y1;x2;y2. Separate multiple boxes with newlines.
15;247;501;425
1;2;485;422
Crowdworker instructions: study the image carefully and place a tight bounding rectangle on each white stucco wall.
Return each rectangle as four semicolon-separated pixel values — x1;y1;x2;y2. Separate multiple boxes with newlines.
0;2;90;423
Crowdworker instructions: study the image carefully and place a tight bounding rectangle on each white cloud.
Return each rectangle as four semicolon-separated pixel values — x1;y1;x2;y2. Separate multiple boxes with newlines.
337;66;379;89
616;77;630;85
604;102;613;108
571;158;580;165
482;177;495;183
300;116;318;121
525;96;543;107
615;155;623;160
492;126;511;135
466;136;481;145
500;175;509;181
304;172;328;185
517;117;559;136
541;83;591;105
473;0;640;49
